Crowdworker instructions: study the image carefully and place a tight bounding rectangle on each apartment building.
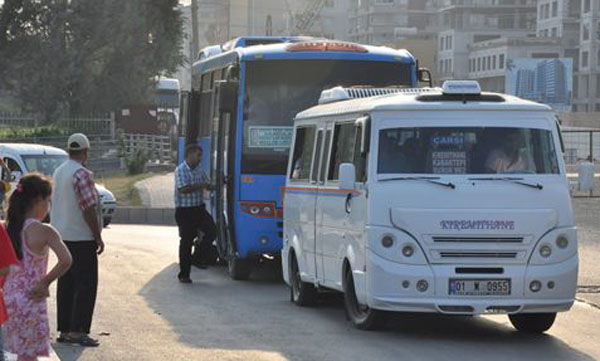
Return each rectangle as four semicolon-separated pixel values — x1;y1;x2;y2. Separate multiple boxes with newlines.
573;0;600;112
436;0;537;82
467;37;561;92
218;0;349;42
348;0;437;45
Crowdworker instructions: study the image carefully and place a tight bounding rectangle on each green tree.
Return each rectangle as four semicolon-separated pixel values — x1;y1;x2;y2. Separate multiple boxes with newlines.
0;0;184;120
0;0;70;121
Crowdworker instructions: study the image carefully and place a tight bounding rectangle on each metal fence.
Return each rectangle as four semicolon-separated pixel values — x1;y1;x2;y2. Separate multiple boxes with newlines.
0;113;36;128
0;135;120;174
0;112;115;137
123;133;174;164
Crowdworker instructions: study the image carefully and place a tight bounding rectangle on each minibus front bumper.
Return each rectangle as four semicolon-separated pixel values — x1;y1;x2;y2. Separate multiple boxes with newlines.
365;250;577;315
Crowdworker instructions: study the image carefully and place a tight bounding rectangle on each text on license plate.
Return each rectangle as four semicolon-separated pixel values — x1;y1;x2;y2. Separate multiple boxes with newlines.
449;279;511;296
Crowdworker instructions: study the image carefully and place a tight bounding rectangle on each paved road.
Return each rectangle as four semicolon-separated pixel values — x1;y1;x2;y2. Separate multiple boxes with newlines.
44;224;600;361
135;173;175;208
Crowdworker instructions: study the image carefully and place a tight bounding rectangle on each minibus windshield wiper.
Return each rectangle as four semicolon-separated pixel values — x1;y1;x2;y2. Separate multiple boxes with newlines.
378;176;456;189
469;177;543;190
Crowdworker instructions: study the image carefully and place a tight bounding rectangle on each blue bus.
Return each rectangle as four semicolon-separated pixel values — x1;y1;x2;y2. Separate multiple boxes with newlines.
180;36;425;280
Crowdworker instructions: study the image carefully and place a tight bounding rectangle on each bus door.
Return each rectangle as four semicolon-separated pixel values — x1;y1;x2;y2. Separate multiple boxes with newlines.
214;80;239;259
314;124;333;283
316;121;364;286
177;91;190;165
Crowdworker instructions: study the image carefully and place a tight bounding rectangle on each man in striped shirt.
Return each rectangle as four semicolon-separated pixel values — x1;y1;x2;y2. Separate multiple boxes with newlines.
174;143;215;283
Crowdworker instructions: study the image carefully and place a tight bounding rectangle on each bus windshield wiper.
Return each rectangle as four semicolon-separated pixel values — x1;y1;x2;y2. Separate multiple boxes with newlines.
378;176;456;189
469;177;543;190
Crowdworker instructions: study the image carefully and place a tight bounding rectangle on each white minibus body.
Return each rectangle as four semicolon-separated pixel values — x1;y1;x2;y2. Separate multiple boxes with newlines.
282;81;578;333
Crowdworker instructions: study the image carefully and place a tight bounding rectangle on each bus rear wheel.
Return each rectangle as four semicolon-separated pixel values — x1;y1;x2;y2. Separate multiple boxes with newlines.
343;267;381;330
228;256;251;281
289;252;317;306
509;313;556;333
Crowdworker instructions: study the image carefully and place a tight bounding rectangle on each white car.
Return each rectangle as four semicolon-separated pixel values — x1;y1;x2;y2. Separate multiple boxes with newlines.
0;143;117;227
283;81;577;333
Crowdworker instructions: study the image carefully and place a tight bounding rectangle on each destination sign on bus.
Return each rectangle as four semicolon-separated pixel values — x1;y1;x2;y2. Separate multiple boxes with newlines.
248;126;293;149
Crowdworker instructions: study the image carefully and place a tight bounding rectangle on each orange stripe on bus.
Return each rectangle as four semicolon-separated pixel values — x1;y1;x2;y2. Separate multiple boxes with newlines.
283;186;360;195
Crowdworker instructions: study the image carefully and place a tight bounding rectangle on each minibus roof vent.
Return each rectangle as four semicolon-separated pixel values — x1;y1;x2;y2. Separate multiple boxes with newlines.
318;86;439;104
416;80;505;103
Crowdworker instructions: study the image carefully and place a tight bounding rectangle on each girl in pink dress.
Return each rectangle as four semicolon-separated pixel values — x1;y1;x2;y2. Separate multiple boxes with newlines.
3;174;72;361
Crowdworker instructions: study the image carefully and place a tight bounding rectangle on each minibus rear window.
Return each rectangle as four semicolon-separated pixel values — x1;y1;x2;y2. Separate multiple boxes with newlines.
377;127;560;175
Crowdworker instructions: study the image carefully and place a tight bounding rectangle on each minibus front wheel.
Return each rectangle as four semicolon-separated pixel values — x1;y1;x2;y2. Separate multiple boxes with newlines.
289;251;317;306
343;266;382;330
508;313;556;333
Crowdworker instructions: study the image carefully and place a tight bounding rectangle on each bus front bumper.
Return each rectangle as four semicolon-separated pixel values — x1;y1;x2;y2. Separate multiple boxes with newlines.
365;250;578;315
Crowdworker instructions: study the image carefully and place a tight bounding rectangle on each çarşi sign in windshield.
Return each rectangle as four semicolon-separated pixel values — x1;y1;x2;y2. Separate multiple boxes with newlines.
248;126;293;149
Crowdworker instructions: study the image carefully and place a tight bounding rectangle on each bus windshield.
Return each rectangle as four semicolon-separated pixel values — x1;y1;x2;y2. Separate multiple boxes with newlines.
242;59;413;174
156;89;179;108
377;127;560;175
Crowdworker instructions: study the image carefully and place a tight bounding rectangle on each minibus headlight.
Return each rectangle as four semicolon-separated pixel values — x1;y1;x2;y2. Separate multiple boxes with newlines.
381;235;394;248
539;245;552;258
250;206;260;215
402;245;414;257
556;235;569;249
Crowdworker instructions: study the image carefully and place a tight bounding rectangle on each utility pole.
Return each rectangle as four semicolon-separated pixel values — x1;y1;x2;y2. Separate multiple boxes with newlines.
191;0;199;59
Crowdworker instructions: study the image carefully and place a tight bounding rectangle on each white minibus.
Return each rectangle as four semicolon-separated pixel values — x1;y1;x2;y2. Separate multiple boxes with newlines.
282;81;578;333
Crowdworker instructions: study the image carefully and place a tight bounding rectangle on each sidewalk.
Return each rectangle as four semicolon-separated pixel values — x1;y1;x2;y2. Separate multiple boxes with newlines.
4;349;60;361
134;173;175;208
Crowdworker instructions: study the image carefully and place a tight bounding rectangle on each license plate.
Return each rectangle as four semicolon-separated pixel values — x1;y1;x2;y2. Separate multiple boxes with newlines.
449;279;511;296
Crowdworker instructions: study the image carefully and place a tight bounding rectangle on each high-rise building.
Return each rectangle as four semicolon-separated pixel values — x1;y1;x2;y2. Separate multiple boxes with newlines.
572;0;600;112
348;0;438;45
536;58;569;104
435;0;537;82
516;68;536;98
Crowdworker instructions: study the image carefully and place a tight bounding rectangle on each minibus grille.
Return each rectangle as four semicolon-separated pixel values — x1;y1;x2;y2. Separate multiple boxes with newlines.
440;251;518;259
433;236;524;243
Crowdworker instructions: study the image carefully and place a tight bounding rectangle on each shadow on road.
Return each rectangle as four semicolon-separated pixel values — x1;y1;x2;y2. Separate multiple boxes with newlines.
138;262;595;361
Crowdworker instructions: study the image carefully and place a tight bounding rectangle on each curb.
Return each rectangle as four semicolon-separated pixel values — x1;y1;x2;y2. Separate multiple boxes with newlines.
111;207;175;225
4;347;60;360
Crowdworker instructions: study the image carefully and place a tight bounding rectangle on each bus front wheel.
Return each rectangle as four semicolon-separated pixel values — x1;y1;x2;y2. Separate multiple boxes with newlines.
228;256;251;281
509;313;556;333
289;252;317;306
343;266;381;330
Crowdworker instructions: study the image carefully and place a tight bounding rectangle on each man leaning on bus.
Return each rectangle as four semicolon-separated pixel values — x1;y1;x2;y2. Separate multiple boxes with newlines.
174;143;216;284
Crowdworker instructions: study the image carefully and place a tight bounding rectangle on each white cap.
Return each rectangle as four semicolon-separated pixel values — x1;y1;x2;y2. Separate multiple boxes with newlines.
67;133;90;150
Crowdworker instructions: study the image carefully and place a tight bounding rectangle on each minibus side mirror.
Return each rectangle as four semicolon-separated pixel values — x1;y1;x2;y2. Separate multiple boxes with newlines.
418;67;433;88
339;163;356;190
216;80;239;114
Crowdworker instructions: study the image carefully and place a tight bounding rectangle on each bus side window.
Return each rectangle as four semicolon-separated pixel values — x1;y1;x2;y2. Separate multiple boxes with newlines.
199;72;215;138
211;70;224;132
311;130;324;183
290;126;316;181
328;122;356;181
319;130;332;184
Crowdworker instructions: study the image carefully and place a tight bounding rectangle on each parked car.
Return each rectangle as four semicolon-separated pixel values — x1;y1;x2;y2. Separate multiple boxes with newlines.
0;143;116;226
